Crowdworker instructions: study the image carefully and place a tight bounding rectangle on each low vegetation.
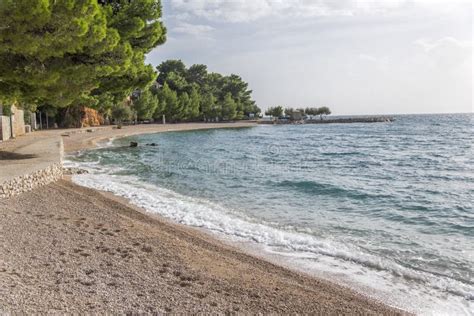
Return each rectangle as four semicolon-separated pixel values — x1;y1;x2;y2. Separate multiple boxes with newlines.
265;106;331;119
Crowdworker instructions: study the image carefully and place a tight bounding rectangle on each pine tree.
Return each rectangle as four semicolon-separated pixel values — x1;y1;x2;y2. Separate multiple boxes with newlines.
0;0;113;106
200;92;216;122
157;82;179;122
178;92;190;121
187;87;201;121
93;0;166;103
221;93;237;121
0;0;166;108
133;88;159;120
154;60;261;122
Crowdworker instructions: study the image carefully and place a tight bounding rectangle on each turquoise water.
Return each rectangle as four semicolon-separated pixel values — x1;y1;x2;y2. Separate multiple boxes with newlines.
68;114;473;315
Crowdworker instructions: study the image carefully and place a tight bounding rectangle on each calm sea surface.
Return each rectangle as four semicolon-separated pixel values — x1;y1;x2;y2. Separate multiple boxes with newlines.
68;114;473;315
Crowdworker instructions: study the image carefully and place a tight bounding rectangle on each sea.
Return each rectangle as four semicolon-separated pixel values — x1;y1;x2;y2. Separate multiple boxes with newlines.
66;113;473;315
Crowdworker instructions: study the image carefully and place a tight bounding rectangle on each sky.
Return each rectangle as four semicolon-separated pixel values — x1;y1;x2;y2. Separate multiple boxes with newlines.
146;0;473;115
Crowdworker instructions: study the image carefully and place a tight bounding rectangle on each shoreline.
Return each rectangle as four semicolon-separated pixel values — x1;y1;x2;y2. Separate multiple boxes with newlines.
59;122;258;154
81;180;406;312
1;123;408;314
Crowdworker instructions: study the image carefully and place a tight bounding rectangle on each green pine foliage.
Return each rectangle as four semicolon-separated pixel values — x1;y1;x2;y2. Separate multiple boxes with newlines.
154;82;179;122
200;92;216;121
187;87;201;121
132;88;159;120
0;0;166;111
153;59;260;122
111;102;132;123
178;92;190;121
221;93;237;121
0;2;261;125
265;106;284;117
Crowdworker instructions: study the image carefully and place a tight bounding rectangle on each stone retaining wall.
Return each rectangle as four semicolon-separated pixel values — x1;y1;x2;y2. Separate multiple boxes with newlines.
0;163;63;199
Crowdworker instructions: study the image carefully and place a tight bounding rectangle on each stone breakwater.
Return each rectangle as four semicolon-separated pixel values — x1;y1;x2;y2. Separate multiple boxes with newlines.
259;116;394;124
0;163;63;199
305;116;394;124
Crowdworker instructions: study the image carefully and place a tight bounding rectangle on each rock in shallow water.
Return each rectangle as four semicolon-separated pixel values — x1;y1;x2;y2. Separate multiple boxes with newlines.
63;168;89;175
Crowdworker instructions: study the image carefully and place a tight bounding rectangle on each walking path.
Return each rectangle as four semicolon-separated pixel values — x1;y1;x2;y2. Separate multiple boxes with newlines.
0;134;63;183
0;134;63;198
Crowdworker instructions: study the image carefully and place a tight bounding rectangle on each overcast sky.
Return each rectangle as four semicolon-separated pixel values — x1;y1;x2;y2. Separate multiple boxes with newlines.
147;0;472;115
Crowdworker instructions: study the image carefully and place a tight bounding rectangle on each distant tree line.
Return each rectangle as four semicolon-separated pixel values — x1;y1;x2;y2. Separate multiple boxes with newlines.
265;106;331;119
129;60;261;122
265;106;284;117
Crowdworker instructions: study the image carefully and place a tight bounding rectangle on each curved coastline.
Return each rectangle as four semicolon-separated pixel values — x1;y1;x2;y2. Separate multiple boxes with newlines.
61;122;258;154
1;123;407;314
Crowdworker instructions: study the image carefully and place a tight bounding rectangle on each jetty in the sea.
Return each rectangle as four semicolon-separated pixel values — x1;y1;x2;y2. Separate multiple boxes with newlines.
258;116;394;125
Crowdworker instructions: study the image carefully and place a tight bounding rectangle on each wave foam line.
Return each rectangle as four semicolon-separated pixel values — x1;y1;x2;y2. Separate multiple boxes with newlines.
69;162;473;315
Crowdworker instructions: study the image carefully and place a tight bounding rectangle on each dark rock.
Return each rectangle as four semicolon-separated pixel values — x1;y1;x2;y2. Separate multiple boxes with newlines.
130;142;138;148
146;143;158;147
63;168;89;175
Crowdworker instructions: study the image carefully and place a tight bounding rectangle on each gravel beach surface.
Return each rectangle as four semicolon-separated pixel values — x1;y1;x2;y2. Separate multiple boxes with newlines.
0;123;407;314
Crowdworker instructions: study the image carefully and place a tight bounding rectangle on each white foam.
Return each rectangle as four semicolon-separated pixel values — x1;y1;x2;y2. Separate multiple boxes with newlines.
69;160;474;315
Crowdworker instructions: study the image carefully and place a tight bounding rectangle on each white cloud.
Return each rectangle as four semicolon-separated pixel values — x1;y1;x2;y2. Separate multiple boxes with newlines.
174;22;215;37
154;0;472;114
414;37;471;53
169;0;469;22
170;0;272;22
414;37;472;69
358;54;390;71
358;54;378;62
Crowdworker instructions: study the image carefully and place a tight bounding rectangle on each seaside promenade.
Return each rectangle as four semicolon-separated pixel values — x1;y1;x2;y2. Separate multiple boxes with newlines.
0;134;63;198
